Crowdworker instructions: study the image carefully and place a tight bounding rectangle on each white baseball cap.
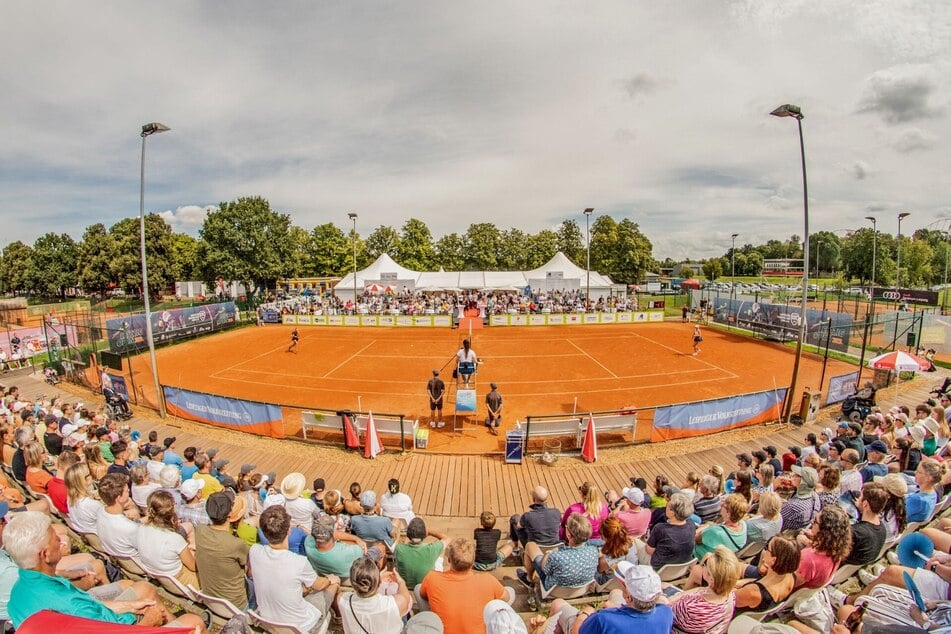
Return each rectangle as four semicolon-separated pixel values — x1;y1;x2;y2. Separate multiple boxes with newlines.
180;478;205;500
614;561;662;602
621;486;645;505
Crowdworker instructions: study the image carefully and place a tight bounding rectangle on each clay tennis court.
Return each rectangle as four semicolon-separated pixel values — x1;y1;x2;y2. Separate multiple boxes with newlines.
123;321;856;452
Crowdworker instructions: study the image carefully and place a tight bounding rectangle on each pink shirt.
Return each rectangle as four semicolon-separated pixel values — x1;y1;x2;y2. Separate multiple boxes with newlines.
560;501;610;541
797;547;838;589
613;508;651;538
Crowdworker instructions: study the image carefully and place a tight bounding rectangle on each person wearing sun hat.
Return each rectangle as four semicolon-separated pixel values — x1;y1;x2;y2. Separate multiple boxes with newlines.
178;478;210;526
779;465;821;532
281;472;316;533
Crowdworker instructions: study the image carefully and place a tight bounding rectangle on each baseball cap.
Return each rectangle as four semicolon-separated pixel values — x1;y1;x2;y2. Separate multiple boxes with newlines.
614;561;662;602
762;445;777;456
736;452;752;465
163;436;176;448
206;490;236;524
213;458;229;471
848;421;863;435
791;465;818;490
360;490;377;509
836;420;850;429
621;486;645;506
483;599;528;634
240;463;257;476
180;478;205;500
867;440;889;454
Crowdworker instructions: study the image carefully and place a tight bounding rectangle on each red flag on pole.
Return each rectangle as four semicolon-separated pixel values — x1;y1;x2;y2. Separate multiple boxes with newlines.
581;413;598;463
343;414;360;449
364;411;383;459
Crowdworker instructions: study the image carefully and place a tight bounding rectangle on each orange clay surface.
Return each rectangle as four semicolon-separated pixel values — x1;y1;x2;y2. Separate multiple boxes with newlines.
125;322;856;452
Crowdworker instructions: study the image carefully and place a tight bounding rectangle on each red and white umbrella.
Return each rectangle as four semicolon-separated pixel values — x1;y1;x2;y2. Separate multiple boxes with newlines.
581;413;598;463
868;350;930;372
363;411;383;459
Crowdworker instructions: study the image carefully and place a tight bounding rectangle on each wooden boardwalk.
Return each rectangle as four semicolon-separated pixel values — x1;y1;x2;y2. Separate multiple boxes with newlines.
21;367;949;523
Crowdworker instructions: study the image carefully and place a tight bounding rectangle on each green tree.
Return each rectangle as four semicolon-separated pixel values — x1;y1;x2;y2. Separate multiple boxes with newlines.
308;223;353;276
556;220;586;266
108;215;176;297
463;223;503;270
365;225;401;261
435;232;466;271
198;196;295;298
525;230;559;268
809;231;842;276
702;258;723;281
77;223;114;296
841;228;894;285
284;226;314;277
0;241;33;295
26;233;79;298
901;239;933;287
498;228;527;270
397;219;436;271
589;215;619;278
589;216;653;284
168;232;200;281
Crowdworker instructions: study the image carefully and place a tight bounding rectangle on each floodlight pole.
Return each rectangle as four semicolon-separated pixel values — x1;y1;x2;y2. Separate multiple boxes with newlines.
140;122;170;418
583;208;594;311
348;212;358;312
770;104;808;424
865;216;877;296
896;212;910;290
731;233;738;303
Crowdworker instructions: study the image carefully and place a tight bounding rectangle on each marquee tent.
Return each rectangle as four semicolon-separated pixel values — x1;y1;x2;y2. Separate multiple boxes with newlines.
334;252;621;298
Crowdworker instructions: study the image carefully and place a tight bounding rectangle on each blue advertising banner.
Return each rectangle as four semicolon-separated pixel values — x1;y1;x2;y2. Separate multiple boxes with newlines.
262;309;281;323
107;302;237;353
711;298;852;353
651;388;788;441
163;386;284;438
827;371;860;405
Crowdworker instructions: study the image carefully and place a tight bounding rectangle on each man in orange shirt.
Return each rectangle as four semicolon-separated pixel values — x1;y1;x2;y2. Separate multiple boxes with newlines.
418;537;515;634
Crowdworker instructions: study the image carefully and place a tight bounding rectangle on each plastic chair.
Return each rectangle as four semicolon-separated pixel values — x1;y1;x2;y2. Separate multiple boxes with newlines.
533;579;598;610
657;558;698;582
829;563;861;586
112;555;148;580
248;609;330;634
735;541;764;561
188;585;245;621
133;557;195;601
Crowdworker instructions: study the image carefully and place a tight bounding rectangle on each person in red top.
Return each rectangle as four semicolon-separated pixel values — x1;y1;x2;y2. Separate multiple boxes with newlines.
418;537;514;634
794;505;852;589
46;451;80;515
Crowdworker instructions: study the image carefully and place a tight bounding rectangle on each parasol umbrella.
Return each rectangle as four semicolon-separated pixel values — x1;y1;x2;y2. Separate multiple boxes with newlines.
868;350;931;405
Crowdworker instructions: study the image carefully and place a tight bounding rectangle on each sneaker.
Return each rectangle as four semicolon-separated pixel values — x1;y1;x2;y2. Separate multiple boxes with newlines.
437;421;445;428
516;568;533;588
858;568;878;586
430;421;436;428
829;588;848;609
886;550;899;565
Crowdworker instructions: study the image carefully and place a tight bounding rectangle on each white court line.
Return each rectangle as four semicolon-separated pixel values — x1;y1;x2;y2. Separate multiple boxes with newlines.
321;340;377;379
625;330;739;379
209;341;298;380
358;352;585;360
566;339;619;379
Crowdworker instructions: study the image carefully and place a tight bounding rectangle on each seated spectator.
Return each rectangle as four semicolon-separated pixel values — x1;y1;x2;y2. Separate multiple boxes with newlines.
23;442;52;495
473;511;515;571
894;431;924;474
158;465;184;507
343;482;364;515
350;490;395;551
637;492;696;569
841;481;887;567
95;473;141;558
826;439;846;470
680;471;702;501
129;464;160;509
693;475;724;524
192;453;224;495
874;472;909;539
519;512;599;592
195;489;251;611
794;505;851;589
419;537;513;634
65;463;101;534
280;472;316;532
106;440;131;479
693;493;748;564
395;517;449;591
907;457;941;522
177;478;210;527
317;489;352;533
801;433;822;460
732;471;753;503
310;477;325;511
83;443;109;481
670;546;740;634
509;485;561;547
816;464;841;509
734;536;800;612
559;481;609;542
650;475;671;508
41;416;62;457
380;477;415;527
861;440;891;482
11;426;33;481
746;491;783;544
780;465;821;532
612;486;650;539
180;446;199;481
708;465;726;495
781;446;801;473
95;428;115;463
751;463;775;505
137;490;199;588
4;511;206;632
257;495;308;555
161;436;183;468
596;517;633;586
45;450;79;515
250;505;340;633
551;562;672;633
239;472;268;518
305;514;370;579
338;556;412;633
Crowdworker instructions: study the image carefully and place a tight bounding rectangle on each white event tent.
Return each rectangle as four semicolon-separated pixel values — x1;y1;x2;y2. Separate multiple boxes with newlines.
334;252;621;298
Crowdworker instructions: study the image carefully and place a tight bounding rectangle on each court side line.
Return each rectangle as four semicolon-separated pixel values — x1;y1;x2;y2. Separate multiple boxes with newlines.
624;330;739;380
321;340;377;378
208;342;299;380
566;339;619;379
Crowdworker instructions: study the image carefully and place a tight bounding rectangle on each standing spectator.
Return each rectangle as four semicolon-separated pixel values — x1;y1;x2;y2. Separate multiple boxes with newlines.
510;486;561;547
250;506;340;633
779;465;821;532
419;538;513;634
426;369;445;428
380;478;415;527
395;517;449;591
559;481;610;542
195;489;251;611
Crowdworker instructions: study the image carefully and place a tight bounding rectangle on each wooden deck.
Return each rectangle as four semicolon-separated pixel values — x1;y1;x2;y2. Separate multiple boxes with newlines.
21;367;948;524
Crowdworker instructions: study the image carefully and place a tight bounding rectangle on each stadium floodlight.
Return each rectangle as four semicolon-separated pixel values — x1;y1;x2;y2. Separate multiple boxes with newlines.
865;216;877;293
348;212;358;309
897;212;910;289
731;233;739;306
770;104;809;424
583;208;594;311
140;122;170;418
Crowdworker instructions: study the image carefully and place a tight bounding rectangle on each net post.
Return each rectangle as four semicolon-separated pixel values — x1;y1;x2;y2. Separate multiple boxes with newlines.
399;415;406;454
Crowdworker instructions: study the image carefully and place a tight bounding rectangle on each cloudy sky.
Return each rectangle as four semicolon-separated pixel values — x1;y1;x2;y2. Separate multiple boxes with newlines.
2;1;949;260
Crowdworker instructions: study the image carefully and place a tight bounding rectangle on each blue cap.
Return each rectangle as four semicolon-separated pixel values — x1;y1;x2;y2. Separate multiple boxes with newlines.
130;430;141;442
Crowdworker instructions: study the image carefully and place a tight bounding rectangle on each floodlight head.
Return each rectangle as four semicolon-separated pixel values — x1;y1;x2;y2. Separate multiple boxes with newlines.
731;233;739;239
583;208;594;216
898;212;911;220
141;122;170;137
770;104;803;119
865;216;876;223
347;212;358;220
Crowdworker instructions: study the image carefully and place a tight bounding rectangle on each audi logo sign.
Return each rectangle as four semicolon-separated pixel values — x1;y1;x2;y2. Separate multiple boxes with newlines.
871;287;938;306
881;291;902;300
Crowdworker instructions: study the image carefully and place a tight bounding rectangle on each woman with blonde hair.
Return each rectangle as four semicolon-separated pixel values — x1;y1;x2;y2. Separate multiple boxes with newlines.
559;481;609;542
751;464;774;504
681;471;702;501
319;489;352;533
82;443;109;481
65;462;102;535
136;490;200;589
746;491;783;545
708;465;725;495
23;441;52;495
671;545;740;634
692;493;748;563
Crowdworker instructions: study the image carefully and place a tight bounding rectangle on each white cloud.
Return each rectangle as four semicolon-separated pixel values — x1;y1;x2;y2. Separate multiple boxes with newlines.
159;205;216;231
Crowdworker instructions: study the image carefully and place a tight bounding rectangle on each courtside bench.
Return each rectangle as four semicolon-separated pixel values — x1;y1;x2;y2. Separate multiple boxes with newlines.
515;413;637;448
302;411;418;446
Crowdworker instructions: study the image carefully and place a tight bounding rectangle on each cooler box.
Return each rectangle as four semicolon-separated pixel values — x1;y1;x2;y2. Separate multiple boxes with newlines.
415;428;429;449
505;430;524;464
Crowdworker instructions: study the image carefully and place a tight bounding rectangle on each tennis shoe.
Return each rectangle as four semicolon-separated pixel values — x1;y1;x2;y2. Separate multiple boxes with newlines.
430;421;436;428
858;568;878;586
437;421;445;428
516;568;533;588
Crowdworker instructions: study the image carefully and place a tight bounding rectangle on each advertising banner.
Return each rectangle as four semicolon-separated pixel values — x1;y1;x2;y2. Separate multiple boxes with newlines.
651;388;788;442
565;314;582;325
548;314;565;325
601;313;616;323
872;287;938;306
379;315;395;327
396;316;413;327
327;315;344;326
262;309;281;323
413;316;432;327
163;386;284;438
827;371;860;405
282;314;297;324
3;324;78;357
617;312;632;323
434;315;452;327
634;312;648;322
649;311;664;322
511;315;527;326
343;316;360;326
583;314;599;324
490;315;508;326
712;297;852;352
297;315;313;325
107;302;237;354
529;315;547;326
455;388;477;412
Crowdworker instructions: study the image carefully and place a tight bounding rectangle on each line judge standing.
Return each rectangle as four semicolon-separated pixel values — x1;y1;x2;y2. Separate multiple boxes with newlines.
427;369;446;429
485;382;503;435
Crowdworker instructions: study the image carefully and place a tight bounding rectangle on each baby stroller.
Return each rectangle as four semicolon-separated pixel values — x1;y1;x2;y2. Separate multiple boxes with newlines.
44;367;61;385
103;387;133;421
